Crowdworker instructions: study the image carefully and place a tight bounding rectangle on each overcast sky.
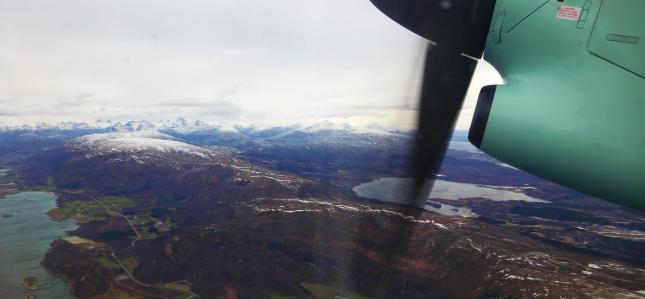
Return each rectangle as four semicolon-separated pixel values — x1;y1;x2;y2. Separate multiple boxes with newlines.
0;0;500;129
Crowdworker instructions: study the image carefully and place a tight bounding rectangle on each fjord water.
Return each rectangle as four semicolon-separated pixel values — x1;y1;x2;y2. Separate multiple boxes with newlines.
0;192;75;299
353;177;547;217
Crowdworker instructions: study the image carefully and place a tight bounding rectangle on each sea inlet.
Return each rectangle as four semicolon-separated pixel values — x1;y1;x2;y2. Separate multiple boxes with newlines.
0;192;76;298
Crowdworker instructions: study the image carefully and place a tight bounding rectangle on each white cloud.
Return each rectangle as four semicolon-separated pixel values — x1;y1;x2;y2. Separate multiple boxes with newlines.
0;0;499;130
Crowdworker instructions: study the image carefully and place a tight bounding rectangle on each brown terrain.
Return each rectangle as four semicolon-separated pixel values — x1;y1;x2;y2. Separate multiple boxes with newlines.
18;136;643;299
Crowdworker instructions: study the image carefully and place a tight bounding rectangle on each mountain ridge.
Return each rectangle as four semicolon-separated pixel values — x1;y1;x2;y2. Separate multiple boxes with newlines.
0;117;414;138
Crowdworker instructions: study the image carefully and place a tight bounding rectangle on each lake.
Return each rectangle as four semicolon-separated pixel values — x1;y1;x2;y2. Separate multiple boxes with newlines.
353;177;548;217
0;192;76;299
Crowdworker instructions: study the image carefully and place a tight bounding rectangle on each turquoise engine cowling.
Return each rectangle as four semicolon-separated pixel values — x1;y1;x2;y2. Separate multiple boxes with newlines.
469;0;645;210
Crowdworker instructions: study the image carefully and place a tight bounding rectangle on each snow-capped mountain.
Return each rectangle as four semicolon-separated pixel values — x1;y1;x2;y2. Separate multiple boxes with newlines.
110;120;156;132
159;117;238;134
78;135;214;159
233;120;411;141
79;129;174;141
1;117;409;135
1;117;412;149
69;128;310;191
0;121;102;132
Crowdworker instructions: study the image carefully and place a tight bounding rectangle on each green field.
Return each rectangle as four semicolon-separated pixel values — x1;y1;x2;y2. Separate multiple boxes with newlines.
130;211;155;226
48;196;135;223
303;282;367;299
129;211;176;240
130;212;160;240
269;294;298;299
270;283;370;299
156;282;200;299
93;255;120;269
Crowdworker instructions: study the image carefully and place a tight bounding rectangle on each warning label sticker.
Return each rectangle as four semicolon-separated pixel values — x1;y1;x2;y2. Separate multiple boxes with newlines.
557;5;581;20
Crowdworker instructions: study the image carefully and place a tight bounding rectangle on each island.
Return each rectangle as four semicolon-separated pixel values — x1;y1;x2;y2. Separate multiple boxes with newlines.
22;276;38;290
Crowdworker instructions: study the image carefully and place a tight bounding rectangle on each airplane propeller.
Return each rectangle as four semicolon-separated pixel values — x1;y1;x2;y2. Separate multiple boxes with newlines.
366;0;497;292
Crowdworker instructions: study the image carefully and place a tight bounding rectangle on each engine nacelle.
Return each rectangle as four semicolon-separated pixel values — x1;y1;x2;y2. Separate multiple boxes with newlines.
469;0;645;210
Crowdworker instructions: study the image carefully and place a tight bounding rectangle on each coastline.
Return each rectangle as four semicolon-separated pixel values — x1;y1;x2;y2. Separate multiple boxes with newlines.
0;191;77;298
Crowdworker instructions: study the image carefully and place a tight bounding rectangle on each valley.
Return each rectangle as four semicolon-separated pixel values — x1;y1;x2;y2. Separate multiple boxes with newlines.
0;120;644;298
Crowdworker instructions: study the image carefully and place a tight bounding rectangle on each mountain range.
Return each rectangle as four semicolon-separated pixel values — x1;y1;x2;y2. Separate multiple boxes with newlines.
1;117;644;298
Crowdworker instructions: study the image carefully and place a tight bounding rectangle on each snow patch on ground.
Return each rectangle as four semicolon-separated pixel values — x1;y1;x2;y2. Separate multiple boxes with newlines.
253;198;449;229
78;133;213;158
